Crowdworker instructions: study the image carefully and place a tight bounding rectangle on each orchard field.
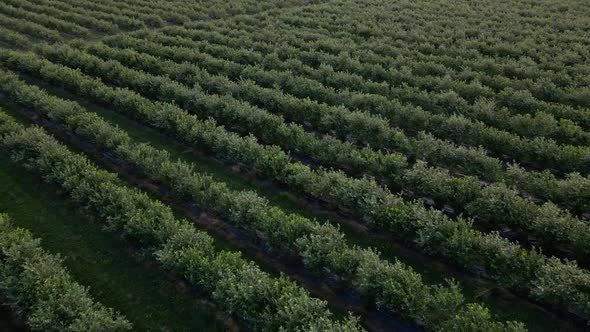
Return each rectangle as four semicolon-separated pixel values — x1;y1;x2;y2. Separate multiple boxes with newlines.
0;0;589;331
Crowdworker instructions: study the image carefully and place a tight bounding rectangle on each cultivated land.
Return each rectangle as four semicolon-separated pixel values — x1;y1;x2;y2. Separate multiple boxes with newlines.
0;0;588;331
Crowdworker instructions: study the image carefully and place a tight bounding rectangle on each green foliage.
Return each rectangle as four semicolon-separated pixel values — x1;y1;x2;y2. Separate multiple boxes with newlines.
0;112;361;331
1;51;587;324
0;214;131;331
0;0;588;329
0;72;520;329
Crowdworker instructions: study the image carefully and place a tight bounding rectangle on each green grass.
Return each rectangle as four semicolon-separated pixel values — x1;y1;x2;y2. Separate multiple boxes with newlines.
0;121;229;331
12;75;579;332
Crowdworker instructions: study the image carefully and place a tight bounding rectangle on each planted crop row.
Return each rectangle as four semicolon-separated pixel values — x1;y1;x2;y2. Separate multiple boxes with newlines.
82;41;590;218
196;15;588;96
145;28;590;174
94;33;590;213
79;43;590;263
0;27;32;49
0;112;362;332
119;31;590;176
201;12;590;113
79;44;410;186
0;68;525;331
34;0;145;31
60;0;314;26
7;49;589;320
59;44;406;182
57;0;179;26
167;24;590;146
100;33;503;180
0;213;131;331
262;0;590;91
504;165;590;215
187;19;586;103
229;6;589;125
1;0;118;34
0;2;89;37
0;13;62;43
103;0;321;20
72;0;188;24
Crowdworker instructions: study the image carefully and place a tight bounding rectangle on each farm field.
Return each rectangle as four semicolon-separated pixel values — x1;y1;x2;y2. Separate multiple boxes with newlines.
0;0;588;331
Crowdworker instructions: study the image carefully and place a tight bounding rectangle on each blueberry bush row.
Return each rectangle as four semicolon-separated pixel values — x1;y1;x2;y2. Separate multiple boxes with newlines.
3;49;588;319
0;112;361;332
115;31;590;176
0;68;525;331
78;43;590;263
0;213;131;331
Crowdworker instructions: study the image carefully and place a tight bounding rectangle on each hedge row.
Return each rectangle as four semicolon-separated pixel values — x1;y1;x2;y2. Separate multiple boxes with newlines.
119;30;590;176
0;112;361;331
2;0;118;34
0;213;131;331
35;0;145;31
4;49;589;319
0;1;89;37
94;34;590;215
165;24;590;146
184;19;586;106
80;43;590;262
95;34;503;180
238;0;590;96
0;68;524;330
0;12;62;43
139;28;590;175
0;27;32;49
192;11;588;95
